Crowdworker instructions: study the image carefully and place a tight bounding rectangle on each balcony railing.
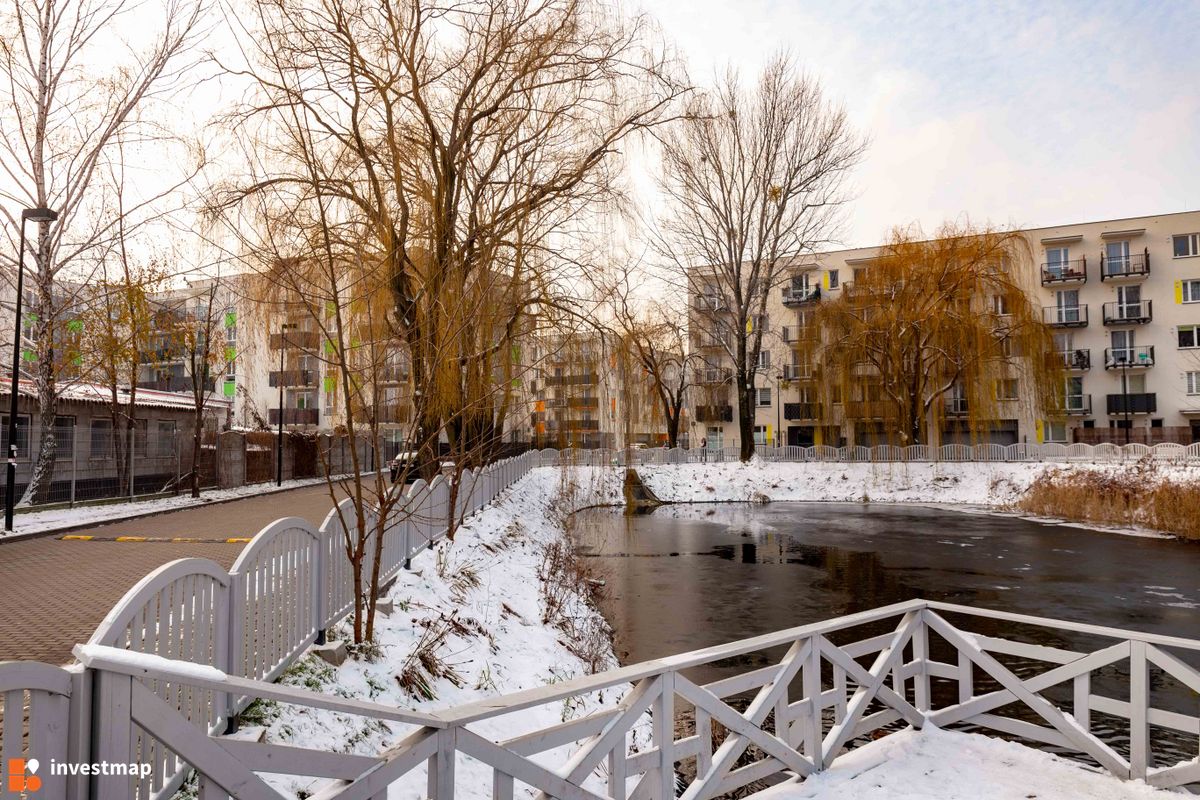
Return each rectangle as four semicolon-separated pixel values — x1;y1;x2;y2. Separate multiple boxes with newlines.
1055;349;1091;370
845;400;889;419
380;365;410;383
1064;394;1092;415
1099;248;1150;281
269;369;318;387
694;368;733;384
564;418;599;431
269;330;321;350
694;334;729;350
693;294;728;312
781;286;821;306
781;325;817;343
1040;258;1087;285
783;402;820;421
1104;346;1154;369
1102;300;1152;325
376;405;411;424
268;408;319;425
782;364;813;380
1042;305;1088;327
568;397;599;410
695;404;734;423
1106;392;1156;415
945;396;969;416
545;373;597;387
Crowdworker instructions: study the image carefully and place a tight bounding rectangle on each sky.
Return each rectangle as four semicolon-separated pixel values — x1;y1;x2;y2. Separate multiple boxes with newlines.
638;0;1200;248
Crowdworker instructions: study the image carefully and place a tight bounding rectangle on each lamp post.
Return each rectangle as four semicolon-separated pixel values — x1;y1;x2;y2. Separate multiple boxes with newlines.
276;322;297;486
6;207;57;532
774;372;784;448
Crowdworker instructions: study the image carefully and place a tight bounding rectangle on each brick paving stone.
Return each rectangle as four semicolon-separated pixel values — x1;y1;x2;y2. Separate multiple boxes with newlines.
0;483;338;664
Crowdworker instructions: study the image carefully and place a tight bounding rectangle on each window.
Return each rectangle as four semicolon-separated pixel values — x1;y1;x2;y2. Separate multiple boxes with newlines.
753;425;768;446
828;269;840;289
1183;279;1200;303
156;421;177;457
757;387;772;407
1110;329;1135;362
54;416;75;459
1187;372;1200;395
1174;233;1200;258
996;379;1019;400
1104;240;1130;276
1044;421;1067;443
90;419;113;459
756;349;771;368
791;274;810;294
0;414;31;459
1055;289;1080;323
1117;284;1142;318
1180;325;1199;349
990;295;1011;316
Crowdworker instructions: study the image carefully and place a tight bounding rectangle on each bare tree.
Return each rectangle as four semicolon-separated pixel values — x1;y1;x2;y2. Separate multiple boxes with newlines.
655;54;865;460
0;0;205;503
217;0;686;479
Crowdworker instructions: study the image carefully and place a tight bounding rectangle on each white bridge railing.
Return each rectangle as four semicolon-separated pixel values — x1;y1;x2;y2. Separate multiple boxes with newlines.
9;600;1198;799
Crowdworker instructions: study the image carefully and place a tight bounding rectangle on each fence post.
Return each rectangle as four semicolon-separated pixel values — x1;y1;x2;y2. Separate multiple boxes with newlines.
91;669;134;800
654;671;675;800
1129;640;1149;779
65;666;92;800
70;428;77;508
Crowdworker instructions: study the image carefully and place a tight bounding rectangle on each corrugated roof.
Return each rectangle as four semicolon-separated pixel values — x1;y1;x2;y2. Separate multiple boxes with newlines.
4;379;232;411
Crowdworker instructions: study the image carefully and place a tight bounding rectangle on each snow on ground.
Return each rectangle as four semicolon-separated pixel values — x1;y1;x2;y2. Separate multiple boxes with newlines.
254;466;634;800
1;474;350;538
758;726;1173;799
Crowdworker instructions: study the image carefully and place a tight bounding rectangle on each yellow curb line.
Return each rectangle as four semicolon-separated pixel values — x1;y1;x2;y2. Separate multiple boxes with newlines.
58;535;252;544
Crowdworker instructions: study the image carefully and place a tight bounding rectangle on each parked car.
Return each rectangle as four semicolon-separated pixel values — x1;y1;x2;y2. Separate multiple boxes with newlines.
389;451;419;483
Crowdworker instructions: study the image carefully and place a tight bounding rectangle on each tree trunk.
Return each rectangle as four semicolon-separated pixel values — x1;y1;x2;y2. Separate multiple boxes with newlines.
190;416;203;498
737;376;755;461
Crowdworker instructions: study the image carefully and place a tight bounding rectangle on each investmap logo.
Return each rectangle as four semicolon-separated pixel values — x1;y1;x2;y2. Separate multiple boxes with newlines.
6;758;41;793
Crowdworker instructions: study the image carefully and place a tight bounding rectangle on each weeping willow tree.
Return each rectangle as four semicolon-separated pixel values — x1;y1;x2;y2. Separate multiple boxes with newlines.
813;223;1063;446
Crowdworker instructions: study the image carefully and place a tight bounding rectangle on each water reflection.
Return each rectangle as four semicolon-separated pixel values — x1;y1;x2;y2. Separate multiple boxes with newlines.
571;503;1200;762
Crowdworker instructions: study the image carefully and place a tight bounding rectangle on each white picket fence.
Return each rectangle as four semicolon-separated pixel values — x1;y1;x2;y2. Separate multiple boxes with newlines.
592;441;1200;465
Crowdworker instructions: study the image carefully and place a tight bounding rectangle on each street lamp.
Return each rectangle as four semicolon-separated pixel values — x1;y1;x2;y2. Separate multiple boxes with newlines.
774;372;784;448
1118;352;1131;446
276;322;298;486
6;207;57;532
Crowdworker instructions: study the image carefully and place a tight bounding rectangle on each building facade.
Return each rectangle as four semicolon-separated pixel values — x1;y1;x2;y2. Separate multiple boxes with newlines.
690;210;1200;450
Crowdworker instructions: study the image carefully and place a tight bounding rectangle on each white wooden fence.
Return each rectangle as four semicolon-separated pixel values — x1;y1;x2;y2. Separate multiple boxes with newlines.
595;441;1200;465
30;599;1200;799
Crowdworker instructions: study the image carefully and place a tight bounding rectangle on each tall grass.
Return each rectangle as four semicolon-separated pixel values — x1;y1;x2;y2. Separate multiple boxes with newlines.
1019;459;1200;540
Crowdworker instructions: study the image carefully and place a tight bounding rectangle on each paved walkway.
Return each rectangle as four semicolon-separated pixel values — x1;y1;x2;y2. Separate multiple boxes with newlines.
0;483;338;664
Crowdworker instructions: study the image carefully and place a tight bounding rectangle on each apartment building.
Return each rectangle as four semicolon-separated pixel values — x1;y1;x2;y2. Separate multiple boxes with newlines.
689;210;1200;450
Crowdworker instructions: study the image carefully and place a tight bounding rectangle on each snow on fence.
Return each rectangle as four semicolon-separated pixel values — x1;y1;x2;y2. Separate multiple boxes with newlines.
44;599;1200;799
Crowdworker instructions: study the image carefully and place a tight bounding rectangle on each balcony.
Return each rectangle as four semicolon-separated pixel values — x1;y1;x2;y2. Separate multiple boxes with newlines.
784;402;820;421
136;376;215;393
546;373;597;387
1063;394;1092;415
1040;258;1087;285
380;365;410;383
1055;349;1091;371
1106;393;1156;415
564;419;600;431
693;294;728;313
377;405;411;424
945;397;969;416
269;369;318;387
695;334;729;350
1104;346;1154;369
781;286;821;306
268;408;319;425
782;364;813;381
695;405;734;423
269;330;320;350
694;367;733;385
782;325;817;343
1101;300;1152;326
1042;305;1088;327
568;397;599;410
845;400;889;419
1099;249;1150;281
